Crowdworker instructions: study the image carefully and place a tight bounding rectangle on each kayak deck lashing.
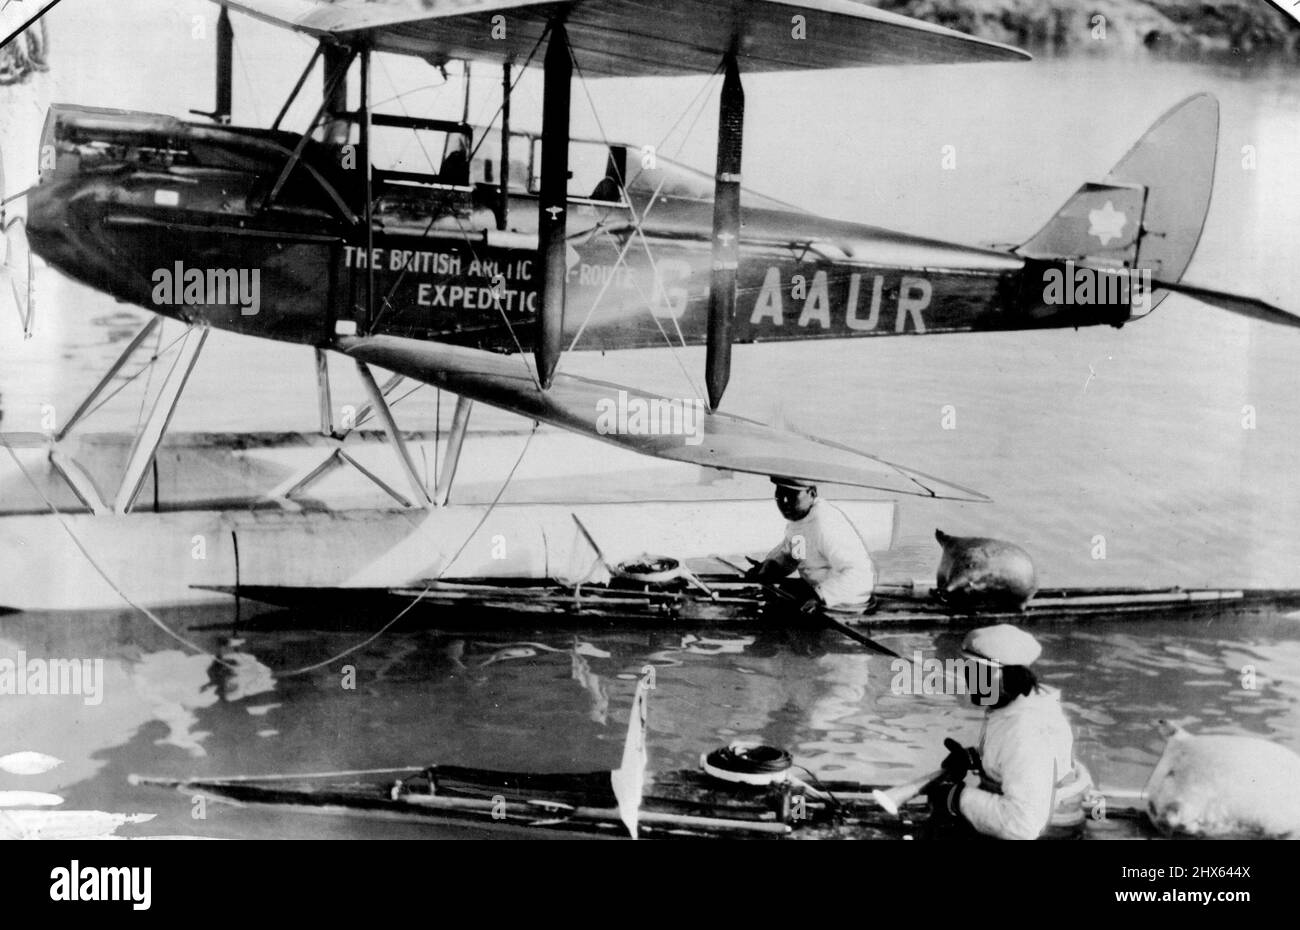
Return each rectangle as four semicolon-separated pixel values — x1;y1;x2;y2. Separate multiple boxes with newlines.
129;766;1155;839
200;577;1300;629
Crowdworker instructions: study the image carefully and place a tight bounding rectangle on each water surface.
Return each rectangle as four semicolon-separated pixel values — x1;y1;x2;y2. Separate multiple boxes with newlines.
1;4;1298;838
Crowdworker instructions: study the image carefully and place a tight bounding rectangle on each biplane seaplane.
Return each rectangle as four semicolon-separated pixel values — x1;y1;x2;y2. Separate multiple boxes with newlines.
3;0;1299;620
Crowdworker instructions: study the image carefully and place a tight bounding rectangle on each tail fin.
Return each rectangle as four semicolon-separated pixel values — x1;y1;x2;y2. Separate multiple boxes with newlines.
1017;94;1219;312
1018;95;1300;330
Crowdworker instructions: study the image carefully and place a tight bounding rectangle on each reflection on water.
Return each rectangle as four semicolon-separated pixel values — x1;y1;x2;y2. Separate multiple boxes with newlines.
128;641;275;757
1;603;1296;838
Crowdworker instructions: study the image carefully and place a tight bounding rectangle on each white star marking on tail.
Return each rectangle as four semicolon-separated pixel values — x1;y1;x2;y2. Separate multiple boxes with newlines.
1088;201;1127;246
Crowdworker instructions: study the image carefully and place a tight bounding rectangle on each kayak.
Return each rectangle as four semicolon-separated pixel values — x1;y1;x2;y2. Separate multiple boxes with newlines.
128;764;1158;840
201;577;1300;629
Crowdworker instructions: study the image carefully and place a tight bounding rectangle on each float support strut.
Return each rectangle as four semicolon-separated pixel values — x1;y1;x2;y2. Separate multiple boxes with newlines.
114;325;209;514
354;360;433;508
57;316;161;442
434;396;473;506
314;348;334;436
49;451;106;515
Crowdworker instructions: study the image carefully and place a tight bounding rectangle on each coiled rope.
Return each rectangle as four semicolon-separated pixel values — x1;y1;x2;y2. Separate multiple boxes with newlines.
704;743;793;776
276;421;538;676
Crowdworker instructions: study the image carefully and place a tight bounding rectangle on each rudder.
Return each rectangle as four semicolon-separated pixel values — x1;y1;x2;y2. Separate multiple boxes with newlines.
1017;95;1219;307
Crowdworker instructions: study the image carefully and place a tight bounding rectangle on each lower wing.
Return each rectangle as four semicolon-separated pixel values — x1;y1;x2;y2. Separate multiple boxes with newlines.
337;334;986;502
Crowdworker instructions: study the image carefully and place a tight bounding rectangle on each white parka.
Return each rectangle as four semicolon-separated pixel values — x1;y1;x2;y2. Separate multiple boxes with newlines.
957;686;1086;840
764;500;876;607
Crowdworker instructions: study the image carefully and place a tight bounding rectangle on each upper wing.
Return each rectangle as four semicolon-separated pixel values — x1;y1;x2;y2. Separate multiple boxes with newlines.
216;0;1029;76
337;334;988;501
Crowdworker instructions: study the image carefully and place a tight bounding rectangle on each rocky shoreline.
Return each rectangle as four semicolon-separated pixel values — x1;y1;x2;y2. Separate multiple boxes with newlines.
3;3;1298;72
879;0;1300;58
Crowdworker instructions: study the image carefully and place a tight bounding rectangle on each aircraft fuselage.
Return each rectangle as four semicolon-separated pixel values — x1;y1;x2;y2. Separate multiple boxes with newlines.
25;107;1133;360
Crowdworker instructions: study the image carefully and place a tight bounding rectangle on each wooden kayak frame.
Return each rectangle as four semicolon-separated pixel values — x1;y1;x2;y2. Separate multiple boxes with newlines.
129;764;1156;840
204;575;1300;629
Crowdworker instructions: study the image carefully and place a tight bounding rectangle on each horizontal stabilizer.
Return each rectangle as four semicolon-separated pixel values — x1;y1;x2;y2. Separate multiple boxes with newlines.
215;0;1028;76
1151;278;1300;330
1023;95;1298;330
337;335;987;501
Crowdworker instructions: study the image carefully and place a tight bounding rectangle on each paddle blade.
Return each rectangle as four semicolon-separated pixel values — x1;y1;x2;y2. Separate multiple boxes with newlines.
610;672;651;839
820;614;903;660
871;788;900;817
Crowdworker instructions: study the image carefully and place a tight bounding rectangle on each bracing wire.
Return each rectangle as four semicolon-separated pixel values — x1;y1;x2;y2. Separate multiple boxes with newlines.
3;443;238;668
562;53;725;401
562;67;719;355
366;39;547;390
275;421;540;677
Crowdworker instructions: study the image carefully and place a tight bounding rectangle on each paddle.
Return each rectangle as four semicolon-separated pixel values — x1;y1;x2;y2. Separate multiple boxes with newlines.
571;514;616;576
871;768;944;815
816;611;904;661
871;771;1149;824
712;556;904;661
